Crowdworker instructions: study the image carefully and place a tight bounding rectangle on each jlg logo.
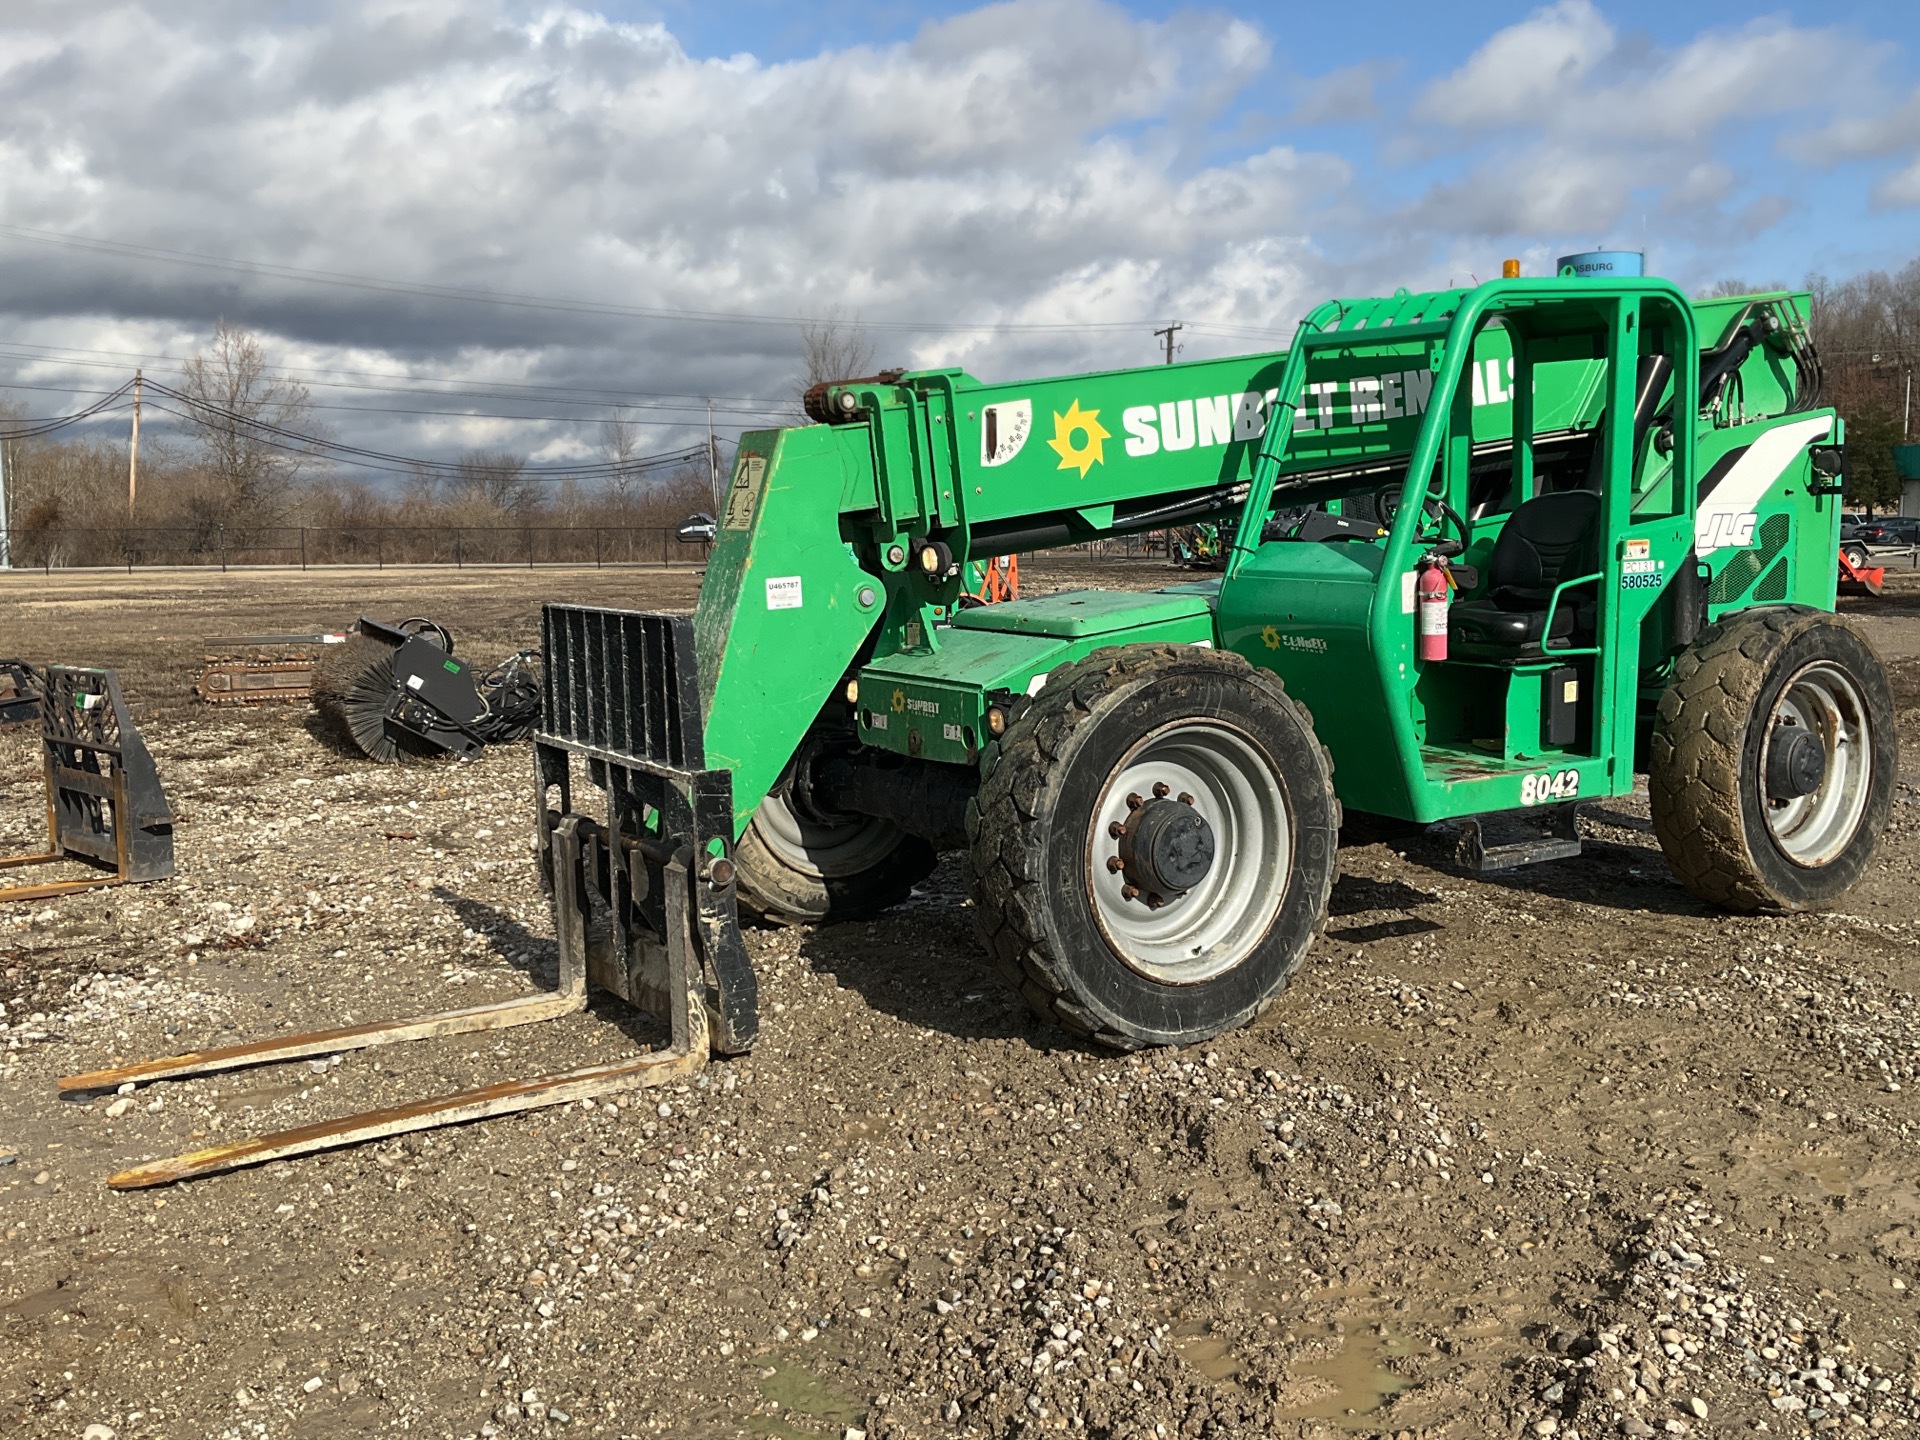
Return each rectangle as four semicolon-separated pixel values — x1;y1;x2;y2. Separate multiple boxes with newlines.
1695;511;1758;552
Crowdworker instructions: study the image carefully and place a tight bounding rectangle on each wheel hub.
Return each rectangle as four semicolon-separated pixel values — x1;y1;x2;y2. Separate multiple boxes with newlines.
1117;795;1215;900
1086;721;1292;985
1758;660;1873;869
1765;720;1827;800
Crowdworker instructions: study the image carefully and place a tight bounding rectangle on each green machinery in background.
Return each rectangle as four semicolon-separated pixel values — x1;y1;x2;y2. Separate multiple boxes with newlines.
530;269;1892;1052
71;270;1900;1187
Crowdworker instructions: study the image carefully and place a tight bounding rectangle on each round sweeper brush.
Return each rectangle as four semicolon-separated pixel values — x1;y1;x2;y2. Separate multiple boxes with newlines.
310;631;435;763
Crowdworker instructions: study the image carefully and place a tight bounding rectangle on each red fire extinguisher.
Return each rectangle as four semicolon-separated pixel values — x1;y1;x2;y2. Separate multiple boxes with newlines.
1416;553;1450;662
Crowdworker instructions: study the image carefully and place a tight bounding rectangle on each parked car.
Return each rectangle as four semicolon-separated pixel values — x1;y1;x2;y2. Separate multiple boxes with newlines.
675;512;717;544
1855;516;1920;549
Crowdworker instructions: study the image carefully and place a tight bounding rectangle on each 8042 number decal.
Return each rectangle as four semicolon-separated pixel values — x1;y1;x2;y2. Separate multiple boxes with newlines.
1520;770;1580;806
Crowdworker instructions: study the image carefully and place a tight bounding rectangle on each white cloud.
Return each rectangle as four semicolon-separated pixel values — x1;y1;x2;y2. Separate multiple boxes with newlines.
1415;3;1850;144
1412;0;1612;130
1789;92;1920;211
1879;158;1920;209
1392;5;1867;251
0;0;1906;470
0;0;1344;459
1285;60;1396;126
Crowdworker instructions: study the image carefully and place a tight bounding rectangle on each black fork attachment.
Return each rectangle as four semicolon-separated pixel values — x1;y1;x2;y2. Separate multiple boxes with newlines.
2;665;174;903
534;604;757;1054
60;605;756;1188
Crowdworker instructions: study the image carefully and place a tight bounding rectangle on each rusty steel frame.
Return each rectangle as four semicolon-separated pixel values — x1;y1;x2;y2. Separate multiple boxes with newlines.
192;659;319;705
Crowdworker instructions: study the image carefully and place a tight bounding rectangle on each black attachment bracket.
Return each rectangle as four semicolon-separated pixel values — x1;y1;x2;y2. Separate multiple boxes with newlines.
534;604;757;1056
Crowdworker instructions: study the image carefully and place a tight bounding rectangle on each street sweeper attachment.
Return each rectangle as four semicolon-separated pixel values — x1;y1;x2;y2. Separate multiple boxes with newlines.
311;616;541;762
60;603;749;1187
1;666;174;903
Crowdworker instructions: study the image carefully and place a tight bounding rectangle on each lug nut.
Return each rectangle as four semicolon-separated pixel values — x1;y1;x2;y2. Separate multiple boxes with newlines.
1145;893;1166;910
1121;884;1141;901
1126;793;1144;810
1178;792;1194;805
1152;782;1170;798
1107;820;1125;839
1106;856;1125;874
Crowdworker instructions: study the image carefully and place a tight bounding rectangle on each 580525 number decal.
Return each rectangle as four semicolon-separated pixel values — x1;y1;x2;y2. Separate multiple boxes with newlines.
1520;770;1580;806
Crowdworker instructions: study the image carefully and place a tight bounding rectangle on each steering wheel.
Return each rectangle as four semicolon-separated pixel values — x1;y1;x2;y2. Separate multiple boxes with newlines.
1372;481;1469;552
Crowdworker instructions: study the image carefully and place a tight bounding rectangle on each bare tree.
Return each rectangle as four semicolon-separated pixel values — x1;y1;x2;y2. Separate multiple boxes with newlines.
1698;278;1785;300
176;320;328;531
598;412;644;503
399;461;442;512
452;448;535;517
796;308;878;412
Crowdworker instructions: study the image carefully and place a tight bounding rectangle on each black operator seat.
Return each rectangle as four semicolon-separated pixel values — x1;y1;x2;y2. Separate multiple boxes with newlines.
1447;489;1601;659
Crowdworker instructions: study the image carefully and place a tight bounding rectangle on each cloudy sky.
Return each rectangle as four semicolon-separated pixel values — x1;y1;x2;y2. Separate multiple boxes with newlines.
1;0;1916;475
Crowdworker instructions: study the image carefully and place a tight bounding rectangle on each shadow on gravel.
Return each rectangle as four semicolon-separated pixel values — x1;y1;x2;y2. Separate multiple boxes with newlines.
1452;837;1715;918
432;887;557;988
1325;874;1445;943
1329;875;1441;916
803;920;1080;1052
429;886;672;1049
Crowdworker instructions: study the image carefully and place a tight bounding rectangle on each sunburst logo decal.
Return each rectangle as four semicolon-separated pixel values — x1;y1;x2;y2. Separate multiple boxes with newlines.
1046;398;1109;478
1260;625;1281;650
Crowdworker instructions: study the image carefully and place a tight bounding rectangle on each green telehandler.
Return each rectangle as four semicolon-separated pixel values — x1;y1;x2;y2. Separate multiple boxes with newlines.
73;270;1897;1185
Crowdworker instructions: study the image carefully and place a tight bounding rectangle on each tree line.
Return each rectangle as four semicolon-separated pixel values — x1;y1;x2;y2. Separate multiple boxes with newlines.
0;322;723;567
1806;260;1918;513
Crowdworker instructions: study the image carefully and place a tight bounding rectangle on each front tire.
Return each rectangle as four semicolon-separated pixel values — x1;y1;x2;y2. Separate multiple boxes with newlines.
733;788;936;924
966;645;1338;1049
1650;607;1896;911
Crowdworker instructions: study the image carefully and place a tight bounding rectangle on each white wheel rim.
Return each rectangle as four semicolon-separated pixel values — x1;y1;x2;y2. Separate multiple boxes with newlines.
1086;720;1292;984
1760;660;1873;868
752;790;902;879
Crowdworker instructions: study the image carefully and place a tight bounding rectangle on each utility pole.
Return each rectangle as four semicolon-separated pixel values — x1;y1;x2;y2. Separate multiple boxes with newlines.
0;427;11;571
127;369;143;517
706;397;721;509
1154;322;1183;366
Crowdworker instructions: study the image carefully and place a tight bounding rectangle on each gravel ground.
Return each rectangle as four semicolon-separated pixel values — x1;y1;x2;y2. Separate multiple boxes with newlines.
1;563;1918;1440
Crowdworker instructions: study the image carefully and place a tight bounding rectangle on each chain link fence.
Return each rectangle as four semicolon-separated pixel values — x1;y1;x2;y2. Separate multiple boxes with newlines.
0;525;714;572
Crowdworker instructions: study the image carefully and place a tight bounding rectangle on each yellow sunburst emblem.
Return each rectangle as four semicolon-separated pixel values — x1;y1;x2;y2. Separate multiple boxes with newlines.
1046;398;1110;478
1260;625;1281;650
890;688;906;714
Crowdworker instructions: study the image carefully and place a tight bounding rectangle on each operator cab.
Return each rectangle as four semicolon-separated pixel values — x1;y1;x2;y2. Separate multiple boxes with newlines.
1216;280;1702;822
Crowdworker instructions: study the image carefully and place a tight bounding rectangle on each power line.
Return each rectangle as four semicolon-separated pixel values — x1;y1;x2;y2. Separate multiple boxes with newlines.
0;371;720;477
0;222;1157;335
0;379;136;440
140;379;707;481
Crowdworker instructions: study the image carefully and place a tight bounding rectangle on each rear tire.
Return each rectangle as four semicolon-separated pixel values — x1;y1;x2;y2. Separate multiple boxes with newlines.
1649;606;1896;911
966;644;1338;1049
732;789;936;924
